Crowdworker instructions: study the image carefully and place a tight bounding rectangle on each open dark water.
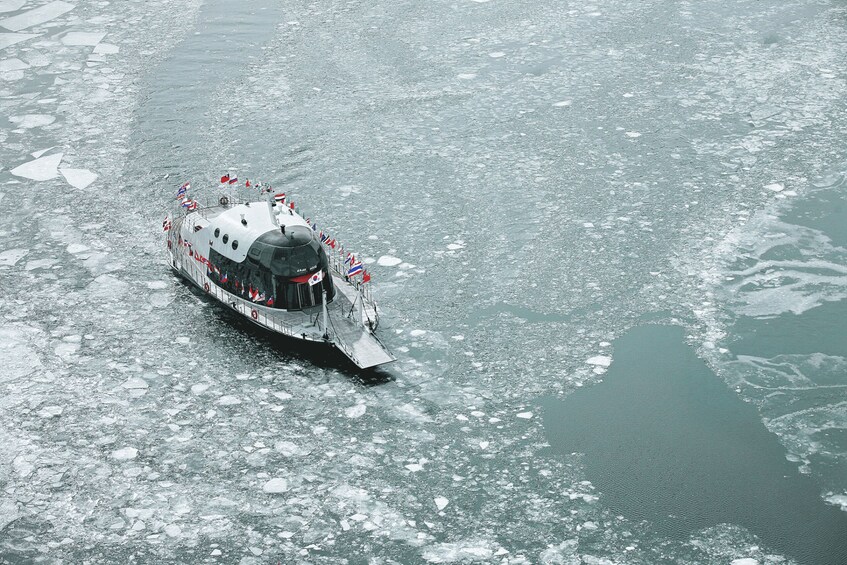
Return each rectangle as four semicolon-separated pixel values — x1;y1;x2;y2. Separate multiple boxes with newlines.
1;0;846;563
543;324;847;565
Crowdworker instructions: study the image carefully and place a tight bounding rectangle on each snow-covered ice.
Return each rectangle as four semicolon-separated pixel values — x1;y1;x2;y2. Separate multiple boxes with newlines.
60;168;97;189
60;32;106;46
0;32;39;49
377;255;402;266
9;114;55;128
10;152;62;180
0;1;74;32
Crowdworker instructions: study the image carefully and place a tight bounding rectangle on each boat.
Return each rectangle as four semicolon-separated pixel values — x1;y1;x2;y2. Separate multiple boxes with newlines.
163;178;395;369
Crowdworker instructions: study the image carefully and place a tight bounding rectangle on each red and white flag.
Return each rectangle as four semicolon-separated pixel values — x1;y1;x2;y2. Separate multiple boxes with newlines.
308;270;324;286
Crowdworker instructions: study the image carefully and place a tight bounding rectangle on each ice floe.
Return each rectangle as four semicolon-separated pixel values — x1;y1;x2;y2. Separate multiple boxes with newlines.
61;31;106;46
0;1;74;32
0;1;26;13
92;42;118;54
111;447;138;461
10;152;62;180
60;167;97;188
434;496;449;510
0;248;27;266
586;355;612;367
9;114;55;128
0;56;27;71
344;403;367;418
377;255;402;266
0;32;39;49
262;478;289;493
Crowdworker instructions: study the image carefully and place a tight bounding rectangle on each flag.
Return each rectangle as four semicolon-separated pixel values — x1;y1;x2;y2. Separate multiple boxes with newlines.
175;186;187;199
221;272;228;283
362;271;371;283
274;193;286;203
308;270;324;286
220;174;230;184
320;232;329;244
228;176;238;185
187;200;198;211
181;199;192;208
289;202;294;209
267;296;274;307
329;239;336;249
344;253;352;266
256;292;266;302
162;216;171;231
245;179;251;188
347;263;363;277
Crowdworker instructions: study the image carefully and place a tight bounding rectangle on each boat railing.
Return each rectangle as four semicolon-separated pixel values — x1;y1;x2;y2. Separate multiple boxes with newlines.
180;250;307;339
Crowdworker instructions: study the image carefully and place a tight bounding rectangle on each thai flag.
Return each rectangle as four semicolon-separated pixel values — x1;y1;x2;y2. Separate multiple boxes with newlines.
344;253;352;266
266;296;274;307
179;181;190;190
221;272;228;283
162;216;171;231
347;263;363;277
187;201;198;211
181;199;192;208
256;292;266;302
308;270;324;286
274;193;286;203
175;186;187;199
228;176;238;185
320;232;329;244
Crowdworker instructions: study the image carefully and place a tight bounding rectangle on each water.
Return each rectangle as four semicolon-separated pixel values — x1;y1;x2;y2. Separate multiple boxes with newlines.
1;0;846;563
543;324;847;565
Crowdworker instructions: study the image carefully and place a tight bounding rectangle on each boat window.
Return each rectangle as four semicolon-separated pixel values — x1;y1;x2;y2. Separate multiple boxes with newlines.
222;234;229;244
214;228;220;238
232;240;238;250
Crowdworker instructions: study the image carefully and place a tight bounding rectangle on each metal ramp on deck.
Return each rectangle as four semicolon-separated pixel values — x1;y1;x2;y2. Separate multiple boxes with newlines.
329;314;396;369
327;275;395;369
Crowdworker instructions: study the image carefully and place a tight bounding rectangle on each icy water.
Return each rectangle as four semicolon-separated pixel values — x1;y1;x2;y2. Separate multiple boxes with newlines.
1;0;847;564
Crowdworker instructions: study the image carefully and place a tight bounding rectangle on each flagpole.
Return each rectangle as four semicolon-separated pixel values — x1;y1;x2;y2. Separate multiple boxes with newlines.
321;288;329;340
358;286;366;329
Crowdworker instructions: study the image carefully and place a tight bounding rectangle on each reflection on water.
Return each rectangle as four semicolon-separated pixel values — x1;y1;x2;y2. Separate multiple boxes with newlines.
542;324;847;565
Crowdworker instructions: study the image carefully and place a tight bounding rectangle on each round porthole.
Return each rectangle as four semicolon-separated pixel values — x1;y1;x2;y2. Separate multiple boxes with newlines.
222;234;229;244
214;228;220;238
232;240;238;250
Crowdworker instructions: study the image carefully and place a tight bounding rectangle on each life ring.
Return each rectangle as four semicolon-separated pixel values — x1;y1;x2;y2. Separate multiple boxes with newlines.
251;308;258;320
203;282;210;293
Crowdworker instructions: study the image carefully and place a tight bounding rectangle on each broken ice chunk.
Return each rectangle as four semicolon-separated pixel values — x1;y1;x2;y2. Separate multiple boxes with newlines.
10;152;62;181
111;447;138;461
60;168;97;189
60;31;106;46
0;32;40;49
262;478;289;493
0;1;75;32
